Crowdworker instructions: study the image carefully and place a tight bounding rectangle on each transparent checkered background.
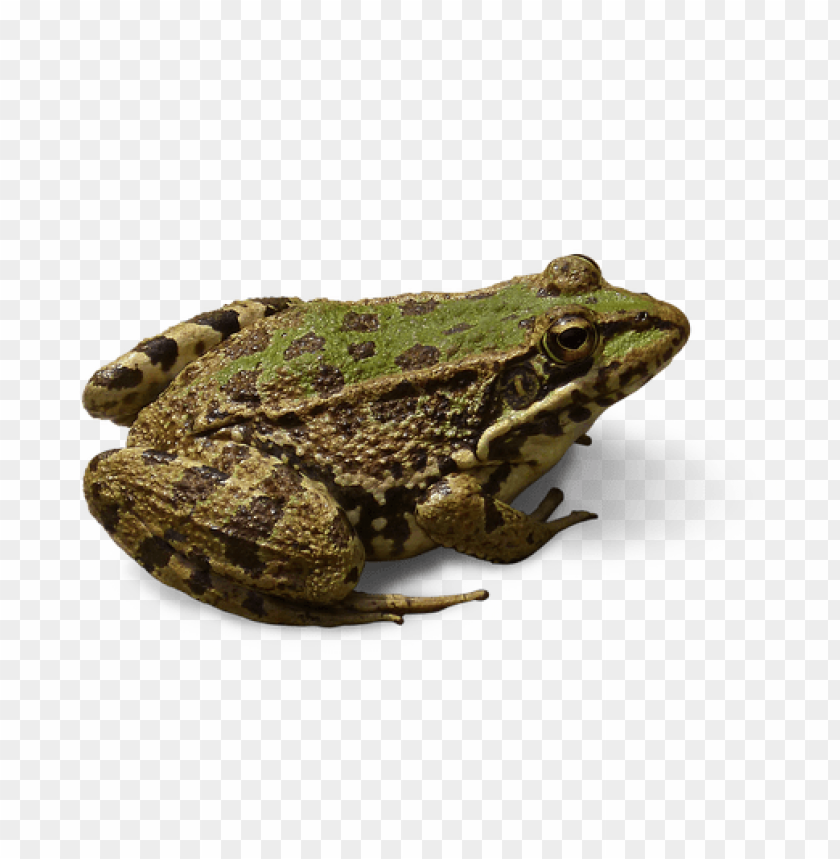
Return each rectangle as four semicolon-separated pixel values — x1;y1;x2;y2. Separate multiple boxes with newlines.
1;2;836;856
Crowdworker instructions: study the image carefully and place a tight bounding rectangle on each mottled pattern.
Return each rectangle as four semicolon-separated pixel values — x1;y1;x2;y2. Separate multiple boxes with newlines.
83;256;690;626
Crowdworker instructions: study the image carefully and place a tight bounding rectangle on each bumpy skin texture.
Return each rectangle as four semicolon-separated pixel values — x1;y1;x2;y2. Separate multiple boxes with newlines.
83;255;690;626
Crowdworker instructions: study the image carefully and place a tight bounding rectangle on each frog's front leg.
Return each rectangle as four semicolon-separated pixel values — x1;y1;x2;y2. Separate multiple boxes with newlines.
415;473;597;564
84;444;486;626
83;297;299;426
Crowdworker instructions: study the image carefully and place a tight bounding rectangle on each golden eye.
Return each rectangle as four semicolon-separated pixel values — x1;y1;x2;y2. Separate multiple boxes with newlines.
541;315;599;363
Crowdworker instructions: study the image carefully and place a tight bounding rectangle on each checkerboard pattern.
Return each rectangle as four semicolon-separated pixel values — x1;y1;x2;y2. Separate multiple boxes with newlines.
2;3;836;856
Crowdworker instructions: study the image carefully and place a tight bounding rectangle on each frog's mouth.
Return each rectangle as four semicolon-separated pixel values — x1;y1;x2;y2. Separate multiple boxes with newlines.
475;298;689;463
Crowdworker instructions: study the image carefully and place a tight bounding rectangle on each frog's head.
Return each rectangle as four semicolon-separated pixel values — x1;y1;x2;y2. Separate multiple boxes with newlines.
475;255;690;463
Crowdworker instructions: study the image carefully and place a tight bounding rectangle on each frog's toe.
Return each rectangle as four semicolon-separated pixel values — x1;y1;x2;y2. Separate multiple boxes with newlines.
341;588;489;619
531;487;564;522
547;509;598;534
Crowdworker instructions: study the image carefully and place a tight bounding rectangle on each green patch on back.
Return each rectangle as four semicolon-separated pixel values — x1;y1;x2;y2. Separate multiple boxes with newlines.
215;282;663;394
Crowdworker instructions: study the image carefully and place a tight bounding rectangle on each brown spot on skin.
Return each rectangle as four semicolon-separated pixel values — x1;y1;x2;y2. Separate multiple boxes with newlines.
136;336;180;372
567;406;591;423
163;528;187;544
222;326;271;359
229;495;286;541
599;315;678;342
537;283;563;297
136;535;174;571
448;369;479;390
395;344;440;371
215;444;254;474
270;413;304;430
444;322;473;335
377;379;418;402
482;497;506;534
619;367;639;388
91;365;144;391
97;501;121;534
348;341;376;361
327;513;352;547
190;308;241;338
194;340;207;356
284;331;326;359
88;449;119;473
326;404;364;438
222;369;261;403
174;466;230;503
141;449;178;467
313;364;345;397
254;297;295;316
400;298;438;316
260;464;302;499
188;570;211;596
518;316;536;331
342;312;380;332
371;395;418;424
482;462;512;497
241;591;267;617
214;528;265;574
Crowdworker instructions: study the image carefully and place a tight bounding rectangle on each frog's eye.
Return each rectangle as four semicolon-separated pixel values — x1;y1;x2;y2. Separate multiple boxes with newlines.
541;315;599;364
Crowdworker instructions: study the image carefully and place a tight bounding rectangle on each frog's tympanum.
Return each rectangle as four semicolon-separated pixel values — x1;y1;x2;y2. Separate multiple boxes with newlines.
83;256;689;627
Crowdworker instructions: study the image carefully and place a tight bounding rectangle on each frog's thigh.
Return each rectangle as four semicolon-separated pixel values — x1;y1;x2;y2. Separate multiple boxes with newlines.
415;472;596;564
84;446;366;610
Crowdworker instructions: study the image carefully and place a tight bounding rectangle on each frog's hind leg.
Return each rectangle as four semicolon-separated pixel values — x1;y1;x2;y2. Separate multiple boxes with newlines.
138;538;406;627
85;444;491;626
150;559;487;626
83;296;299;426
84;445;386;626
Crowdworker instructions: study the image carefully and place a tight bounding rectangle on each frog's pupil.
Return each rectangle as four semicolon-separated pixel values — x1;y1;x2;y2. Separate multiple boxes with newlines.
557;327;587;350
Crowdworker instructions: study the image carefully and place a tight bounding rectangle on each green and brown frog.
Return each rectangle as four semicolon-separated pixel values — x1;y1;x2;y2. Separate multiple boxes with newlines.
83;255;690;626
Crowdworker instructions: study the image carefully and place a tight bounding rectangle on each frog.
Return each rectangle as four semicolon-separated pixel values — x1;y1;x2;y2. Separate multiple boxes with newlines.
82;255;690;627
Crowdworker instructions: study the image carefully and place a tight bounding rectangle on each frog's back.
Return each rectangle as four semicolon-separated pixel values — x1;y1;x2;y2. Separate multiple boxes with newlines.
127;289;509;461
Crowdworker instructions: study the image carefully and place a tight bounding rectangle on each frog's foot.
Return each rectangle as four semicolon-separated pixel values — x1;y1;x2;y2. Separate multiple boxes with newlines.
531;487;565;522
417;473;597;564
150;551;407;627
341;588;489;620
